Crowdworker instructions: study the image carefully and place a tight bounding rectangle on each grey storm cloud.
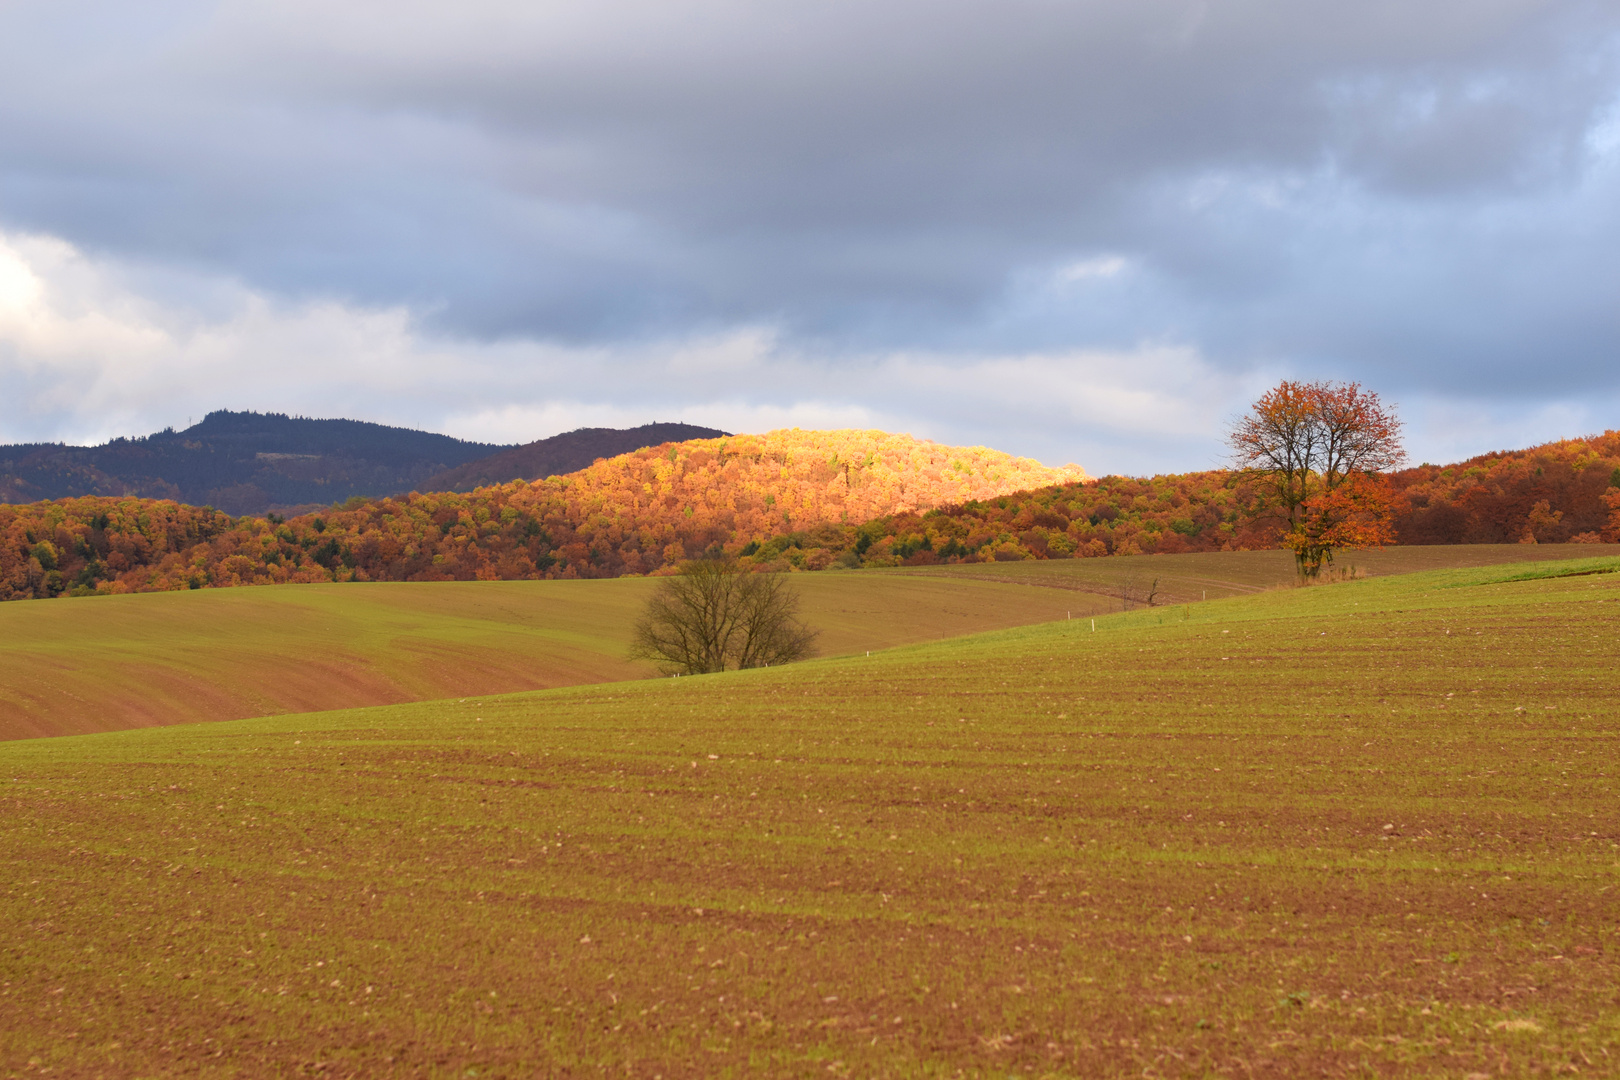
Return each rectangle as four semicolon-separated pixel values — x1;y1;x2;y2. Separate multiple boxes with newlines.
1;0;1618;468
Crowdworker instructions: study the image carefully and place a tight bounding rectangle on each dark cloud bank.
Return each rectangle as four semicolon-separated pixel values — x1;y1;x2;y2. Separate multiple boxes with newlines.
1;0;1617;471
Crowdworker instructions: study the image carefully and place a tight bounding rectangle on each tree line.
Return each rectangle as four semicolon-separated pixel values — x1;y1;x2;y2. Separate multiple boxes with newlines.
4;410;1617;602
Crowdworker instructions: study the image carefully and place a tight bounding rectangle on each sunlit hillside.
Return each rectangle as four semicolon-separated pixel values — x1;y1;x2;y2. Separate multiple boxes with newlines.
0;429;1087;598
508;428;1088;569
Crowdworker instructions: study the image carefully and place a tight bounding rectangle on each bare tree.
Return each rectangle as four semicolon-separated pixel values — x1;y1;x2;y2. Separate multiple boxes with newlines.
629;560;819;675
1117;575;1159;610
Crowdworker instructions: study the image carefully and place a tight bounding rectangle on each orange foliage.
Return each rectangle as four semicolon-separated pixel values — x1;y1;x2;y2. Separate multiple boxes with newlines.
504;428;1086;563
7;425;1618;604
812;471;1277;568
1391;431;1620;544
847;431;1620;567
1228;381;1405;574
1;430;1084;599
1283;473;1399;571
1601;488;1620;543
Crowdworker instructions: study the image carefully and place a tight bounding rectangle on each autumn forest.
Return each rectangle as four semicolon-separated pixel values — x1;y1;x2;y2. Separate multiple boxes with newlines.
3;424;1619;602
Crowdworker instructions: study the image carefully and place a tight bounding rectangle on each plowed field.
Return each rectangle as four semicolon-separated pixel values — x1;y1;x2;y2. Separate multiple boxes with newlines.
3;555;1617;1076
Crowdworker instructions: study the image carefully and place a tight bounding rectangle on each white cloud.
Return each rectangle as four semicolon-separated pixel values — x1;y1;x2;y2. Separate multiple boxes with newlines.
0;227;1259;471
3;226;1610;477
1402;393;1620;466
1587;95;1620;159
1056;256;1129;282
0;229;452;443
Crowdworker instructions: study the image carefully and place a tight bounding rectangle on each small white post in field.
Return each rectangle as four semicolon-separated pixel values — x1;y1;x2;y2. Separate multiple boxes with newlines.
1091;619;1096;632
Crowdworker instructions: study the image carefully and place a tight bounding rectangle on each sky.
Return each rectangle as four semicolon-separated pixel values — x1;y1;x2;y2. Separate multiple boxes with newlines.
2;0;1618;475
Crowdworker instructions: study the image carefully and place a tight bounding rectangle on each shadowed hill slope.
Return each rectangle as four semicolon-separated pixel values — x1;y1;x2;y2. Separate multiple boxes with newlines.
423;422;729;492
0;410;509;514
0;413;730;515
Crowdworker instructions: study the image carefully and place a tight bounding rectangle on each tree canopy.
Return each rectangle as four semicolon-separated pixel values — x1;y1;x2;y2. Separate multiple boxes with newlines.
1228;380;1405;576
628;561;818;675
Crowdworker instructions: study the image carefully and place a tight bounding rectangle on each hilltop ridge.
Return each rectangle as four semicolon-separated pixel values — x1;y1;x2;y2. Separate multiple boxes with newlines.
0;411;507;514
7;423;1620;602
0;413;727;515
423;422;728;492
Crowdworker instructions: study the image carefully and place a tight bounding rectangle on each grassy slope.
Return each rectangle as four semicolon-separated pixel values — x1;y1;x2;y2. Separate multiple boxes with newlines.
4;543;1611;742
0;573;1106;741
909;542;1620;602
2;556;1617;1077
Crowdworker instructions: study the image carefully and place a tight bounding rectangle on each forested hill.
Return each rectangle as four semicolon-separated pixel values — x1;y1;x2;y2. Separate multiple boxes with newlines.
0;428;1088;598
6;425;1617;603
836;429;1620;562
0;414;726;516
0;411;509;515
423;423;729;492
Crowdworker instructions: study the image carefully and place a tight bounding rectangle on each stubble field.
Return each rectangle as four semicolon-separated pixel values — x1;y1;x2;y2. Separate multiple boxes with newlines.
2;552;1617;1077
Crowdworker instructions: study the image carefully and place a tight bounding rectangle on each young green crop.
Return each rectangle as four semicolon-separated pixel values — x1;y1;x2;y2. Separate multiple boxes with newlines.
0;569;1116;741
2;558;1616;1077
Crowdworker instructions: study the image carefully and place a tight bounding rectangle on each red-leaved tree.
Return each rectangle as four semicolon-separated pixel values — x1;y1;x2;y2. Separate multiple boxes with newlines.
1603;487;1620;543
1229;381;1405;576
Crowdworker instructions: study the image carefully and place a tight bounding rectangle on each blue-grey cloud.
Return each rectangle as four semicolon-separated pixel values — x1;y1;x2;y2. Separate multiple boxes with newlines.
1;0;1618;470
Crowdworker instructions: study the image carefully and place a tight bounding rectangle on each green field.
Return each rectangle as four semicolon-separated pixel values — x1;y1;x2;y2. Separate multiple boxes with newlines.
0;571;1102;742
3;551;1617;1077
5;543;1613;742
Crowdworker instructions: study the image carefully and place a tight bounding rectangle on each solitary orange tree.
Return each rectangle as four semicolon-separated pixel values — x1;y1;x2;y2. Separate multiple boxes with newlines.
1228;380;1405;576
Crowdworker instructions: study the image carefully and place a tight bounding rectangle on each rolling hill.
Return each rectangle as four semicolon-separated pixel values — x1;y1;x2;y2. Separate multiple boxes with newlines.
4;543;1611;742
0;413;726;515
3;553;1615;1075
0;410;509;514
0;428;1088;598
0;568;1093;741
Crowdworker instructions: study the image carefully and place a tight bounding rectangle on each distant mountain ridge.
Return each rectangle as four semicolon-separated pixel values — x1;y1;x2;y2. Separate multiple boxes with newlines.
424;423;730;492
0;413;725;515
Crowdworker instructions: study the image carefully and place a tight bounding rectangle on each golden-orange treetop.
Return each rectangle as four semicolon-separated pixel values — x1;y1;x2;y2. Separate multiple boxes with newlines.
510;428;1089;534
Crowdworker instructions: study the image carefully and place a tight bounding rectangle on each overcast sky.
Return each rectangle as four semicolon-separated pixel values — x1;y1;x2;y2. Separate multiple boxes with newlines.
2;0;1618;474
